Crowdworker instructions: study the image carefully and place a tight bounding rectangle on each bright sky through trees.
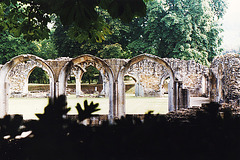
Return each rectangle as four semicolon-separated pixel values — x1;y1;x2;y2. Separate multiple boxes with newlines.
221;0;240;51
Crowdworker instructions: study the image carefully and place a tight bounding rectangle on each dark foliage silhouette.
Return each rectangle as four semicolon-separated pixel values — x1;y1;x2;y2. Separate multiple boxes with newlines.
1;97;240;160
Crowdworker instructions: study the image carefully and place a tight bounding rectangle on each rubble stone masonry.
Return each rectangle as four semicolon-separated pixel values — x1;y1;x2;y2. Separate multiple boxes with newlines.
210;53;240;105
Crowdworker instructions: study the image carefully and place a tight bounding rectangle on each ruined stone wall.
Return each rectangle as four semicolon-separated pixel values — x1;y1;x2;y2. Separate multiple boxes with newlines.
6;56;208;98
164;58;209;97
7;58;70;97
210;53;240;105
126;59;167;97
125;58;209;97
7;60;50;97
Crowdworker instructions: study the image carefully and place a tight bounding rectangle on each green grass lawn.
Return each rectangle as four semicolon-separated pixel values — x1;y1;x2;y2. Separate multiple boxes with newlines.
8;94;168;120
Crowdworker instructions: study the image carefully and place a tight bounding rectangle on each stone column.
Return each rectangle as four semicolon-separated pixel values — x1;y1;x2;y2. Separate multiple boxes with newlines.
100;73;109;97
117;76;125;118
182;89;190;108
174;81;179;111
0;65;10;118
107;75;114;123
135;82;139;96
178;81;183;109
75;70;84;97
168;78;175;112
201;76;206;95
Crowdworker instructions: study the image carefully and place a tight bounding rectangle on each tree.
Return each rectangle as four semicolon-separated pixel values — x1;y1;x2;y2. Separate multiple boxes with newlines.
51;8;134;59
0;31;57;83
52;20;103;58
97;43;130;59
34;34;58;60
29;67;49;84
126;0;227;65
81;66;99;84
0;0;148;43
0;32;38;64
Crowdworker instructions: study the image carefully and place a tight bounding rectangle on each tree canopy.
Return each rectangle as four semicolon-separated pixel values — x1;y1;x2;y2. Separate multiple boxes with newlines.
0;0;227;66
0;0;227;84
0;32;37;64
0;0;149;43
125;0;227;64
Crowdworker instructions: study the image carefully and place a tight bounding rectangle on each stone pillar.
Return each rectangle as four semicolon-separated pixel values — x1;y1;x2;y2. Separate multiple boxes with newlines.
101;80;109;97
178;81;183;109
4;82;9;115
182;89;190;108
0;81;10;118
174;81;179;110
135;82;144;97
104;58;128;119
75;77;82;97
117;77;125;118
201;76;206;95
135;82;139;96
100;73;109;97
217;75;222;103
107;75;114;123
0;65;10;118
168;77;175;112
75;70;84;97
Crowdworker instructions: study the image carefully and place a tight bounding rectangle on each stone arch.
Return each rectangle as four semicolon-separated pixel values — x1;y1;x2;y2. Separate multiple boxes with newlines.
71;65;86;96
0;54;55;118
124;73;138;83
58;54;114;121
21;64;53;95
117;53;175;117
70;64;106;96
78;63;107;95
124;73;140;96
159;73;170;96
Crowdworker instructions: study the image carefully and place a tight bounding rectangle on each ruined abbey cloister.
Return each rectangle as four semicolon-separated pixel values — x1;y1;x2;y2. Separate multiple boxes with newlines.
0;53;239;121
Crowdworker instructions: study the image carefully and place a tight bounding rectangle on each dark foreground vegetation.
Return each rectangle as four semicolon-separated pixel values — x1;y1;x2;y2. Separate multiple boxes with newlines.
1;96;240;160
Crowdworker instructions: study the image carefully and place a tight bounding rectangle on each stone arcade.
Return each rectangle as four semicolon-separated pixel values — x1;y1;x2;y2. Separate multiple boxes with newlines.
0;53;238;121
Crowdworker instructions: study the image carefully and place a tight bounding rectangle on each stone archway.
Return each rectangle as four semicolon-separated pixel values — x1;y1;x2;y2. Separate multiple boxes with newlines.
159;73;170;97
71;65;86;97
117;54;175;117
0;54;55;118
58;54;114;121
20;63;53;95
71;63;107;97
124;73;140;96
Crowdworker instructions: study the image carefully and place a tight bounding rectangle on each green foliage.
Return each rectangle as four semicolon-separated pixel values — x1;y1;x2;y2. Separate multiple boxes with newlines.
210;0;228;19
29;67;49;84
52;21;103;58
0;0;227;68
97;43;130;59
126;0;227;64
81;66;100;84
33;36;58;60
0;32;38;64
0;1;50;41
51;10;132;59
0;0;148;43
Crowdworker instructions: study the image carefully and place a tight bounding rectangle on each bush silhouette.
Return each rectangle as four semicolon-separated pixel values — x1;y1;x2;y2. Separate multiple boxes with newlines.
1;98;240;160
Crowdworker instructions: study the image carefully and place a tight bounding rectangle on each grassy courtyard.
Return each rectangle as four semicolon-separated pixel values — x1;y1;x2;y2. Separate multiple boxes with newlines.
8;94;168;120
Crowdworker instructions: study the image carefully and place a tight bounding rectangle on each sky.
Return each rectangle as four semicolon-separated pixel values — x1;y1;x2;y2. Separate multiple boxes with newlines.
221;0;240;51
